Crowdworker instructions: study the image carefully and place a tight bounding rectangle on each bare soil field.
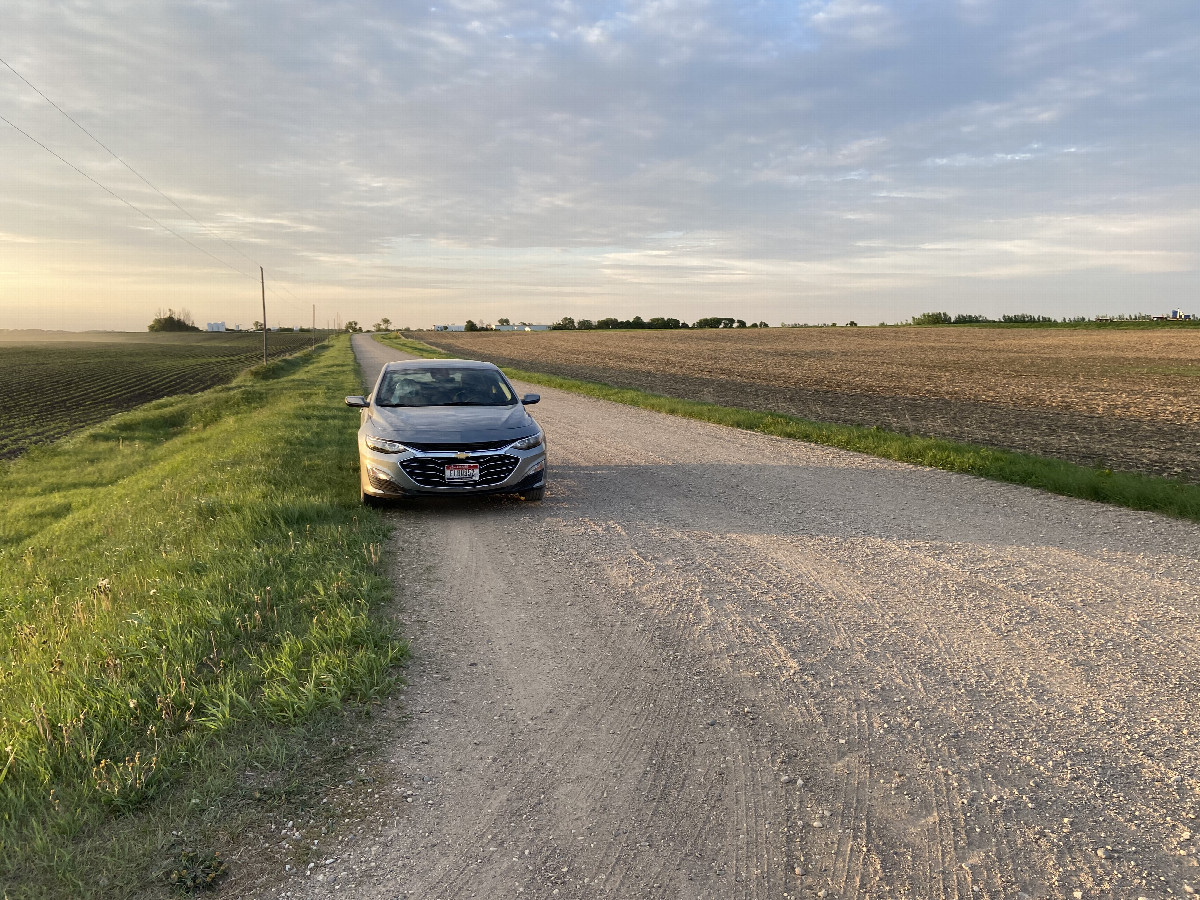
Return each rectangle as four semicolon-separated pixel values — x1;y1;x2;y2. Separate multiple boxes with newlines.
421;327;1200;482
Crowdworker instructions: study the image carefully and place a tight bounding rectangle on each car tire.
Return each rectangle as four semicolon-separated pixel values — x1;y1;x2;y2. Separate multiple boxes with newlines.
519;487;545;502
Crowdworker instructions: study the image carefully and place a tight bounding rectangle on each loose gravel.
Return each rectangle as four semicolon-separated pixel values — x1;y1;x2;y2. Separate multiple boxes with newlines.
236;335;1200;900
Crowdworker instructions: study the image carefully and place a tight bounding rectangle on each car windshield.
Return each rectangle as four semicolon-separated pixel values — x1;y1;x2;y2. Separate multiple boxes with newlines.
375;367;517;407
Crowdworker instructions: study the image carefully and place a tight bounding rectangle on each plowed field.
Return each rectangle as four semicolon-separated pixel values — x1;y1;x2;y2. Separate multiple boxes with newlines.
421;327;1200;481
0;331;316;459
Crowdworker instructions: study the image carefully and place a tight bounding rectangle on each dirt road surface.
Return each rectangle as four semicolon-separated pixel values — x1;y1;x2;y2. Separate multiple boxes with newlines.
248;335;1200;900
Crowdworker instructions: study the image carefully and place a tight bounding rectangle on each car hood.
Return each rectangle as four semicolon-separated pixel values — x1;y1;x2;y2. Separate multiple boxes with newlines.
366;404;538;443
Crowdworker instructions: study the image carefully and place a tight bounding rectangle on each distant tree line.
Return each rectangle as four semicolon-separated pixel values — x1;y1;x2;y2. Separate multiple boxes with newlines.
913;312;1072;325
907;311;1199;325
549;316;770;330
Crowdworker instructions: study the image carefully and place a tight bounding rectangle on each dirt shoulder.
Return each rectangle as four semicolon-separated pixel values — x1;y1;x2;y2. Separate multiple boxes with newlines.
238;335;1200;900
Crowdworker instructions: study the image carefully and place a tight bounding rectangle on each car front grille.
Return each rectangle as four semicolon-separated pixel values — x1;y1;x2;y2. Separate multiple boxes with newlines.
403;439;514;452
400;454;520;488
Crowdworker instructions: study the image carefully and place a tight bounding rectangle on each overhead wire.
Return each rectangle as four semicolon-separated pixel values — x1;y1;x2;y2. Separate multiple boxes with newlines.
0;110;255;279
0;55;313;322
0;54;264;272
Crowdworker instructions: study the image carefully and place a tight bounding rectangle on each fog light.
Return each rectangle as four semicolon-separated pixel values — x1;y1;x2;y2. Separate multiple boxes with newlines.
527;459;545;475
367;466;400;492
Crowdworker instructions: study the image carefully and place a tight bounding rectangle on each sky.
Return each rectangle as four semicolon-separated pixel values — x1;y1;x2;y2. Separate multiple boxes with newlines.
2;0;1199;331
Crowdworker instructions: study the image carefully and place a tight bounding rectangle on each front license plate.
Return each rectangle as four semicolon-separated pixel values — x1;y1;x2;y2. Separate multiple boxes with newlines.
444;463;480;483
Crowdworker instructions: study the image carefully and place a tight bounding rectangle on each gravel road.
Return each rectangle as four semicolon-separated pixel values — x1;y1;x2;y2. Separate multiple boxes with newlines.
249;335;1200;900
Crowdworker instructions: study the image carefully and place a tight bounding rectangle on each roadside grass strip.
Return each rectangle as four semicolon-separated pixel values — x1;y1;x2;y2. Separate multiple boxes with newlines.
0;338;405;897
380;334;1200;524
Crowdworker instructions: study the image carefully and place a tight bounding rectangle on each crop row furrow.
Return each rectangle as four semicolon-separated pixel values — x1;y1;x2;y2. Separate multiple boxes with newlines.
0;335;320;458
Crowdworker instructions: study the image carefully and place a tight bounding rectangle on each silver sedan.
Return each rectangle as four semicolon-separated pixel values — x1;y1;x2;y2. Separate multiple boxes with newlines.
346;359;546;504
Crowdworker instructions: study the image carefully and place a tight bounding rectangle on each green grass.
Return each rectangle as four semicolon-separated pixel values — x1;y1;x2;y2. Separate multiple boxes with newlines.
0;331;321;460
0;337;405;898
380;333;1200;523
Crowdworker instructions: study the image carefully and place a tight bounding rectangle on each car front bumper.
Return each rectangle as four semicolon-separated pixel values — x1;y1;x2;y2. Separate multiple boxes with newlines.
359;440;547;498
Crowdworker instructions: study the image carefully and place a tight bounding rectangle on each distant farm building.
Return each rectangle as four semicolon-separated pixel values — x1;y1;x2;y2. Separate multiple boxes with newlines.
206;322;226;332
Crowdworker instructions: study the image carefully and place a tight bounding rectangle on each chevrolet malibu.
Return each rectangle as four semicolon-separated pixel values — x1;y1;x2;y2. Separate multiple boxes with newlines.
346;359;546;504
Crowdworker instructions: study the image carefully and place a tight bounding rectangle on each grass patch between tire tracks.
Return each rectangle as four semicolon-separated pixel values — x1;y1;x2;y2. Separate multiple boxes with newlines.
0;337;405;897
380;333;1200;523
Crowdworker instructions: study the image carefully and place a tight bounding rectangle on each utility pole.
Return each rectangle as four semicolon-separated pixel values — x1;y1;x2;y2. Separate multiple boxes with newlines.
312;304;316;351
260;266;267;365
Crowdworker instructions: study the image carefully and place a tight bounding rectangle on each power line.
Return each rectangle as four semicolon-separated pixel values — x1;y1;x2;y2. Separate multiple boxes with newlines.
0;54;263;271
0;110;255;279
0;57;315;320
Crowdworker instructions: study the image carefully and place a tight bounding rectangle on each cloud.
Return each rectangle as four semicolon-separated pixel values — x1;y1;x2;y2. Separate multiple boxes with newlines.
1;0;1199;329
809;0;902;47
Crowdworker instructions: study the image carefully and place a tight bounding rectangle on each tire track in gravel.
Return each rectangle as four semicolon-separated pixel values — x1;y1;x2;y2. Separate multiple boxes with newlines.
243;335;1200;900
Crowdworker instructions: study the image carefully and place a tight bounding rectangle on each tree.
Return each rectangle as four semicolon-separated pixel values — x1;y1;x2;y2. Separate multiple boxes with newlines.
251;320;264;332
1001;313;1055;324
465;320;480;331
148;308;200;332
497;317;511;326
551;316;576;330
343;320;363;333
911;311;952;325
373;317;392;332
576;319;595;330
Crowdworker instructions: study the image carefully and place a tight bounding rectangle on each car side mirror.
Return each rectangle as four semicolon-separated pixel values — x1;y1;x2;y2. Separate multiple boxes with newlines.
345;395;369;408
521;394;540;405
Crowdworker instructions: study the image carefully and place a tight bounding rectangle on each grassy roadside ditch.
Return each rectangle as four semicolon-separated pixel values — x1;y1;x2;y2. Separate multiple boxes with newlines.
379;333;1200;523
0;337;406;898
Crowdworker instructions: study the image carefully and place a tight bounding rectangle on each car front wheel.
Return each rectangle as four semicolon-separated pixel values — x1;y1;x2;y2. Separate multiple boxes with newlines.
519;486;545;502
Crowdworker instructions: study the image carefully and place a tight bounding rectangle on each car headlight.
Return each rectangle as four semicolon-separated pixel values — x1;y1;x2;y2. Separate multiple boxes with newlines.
510;431;544;451
365;435;409;453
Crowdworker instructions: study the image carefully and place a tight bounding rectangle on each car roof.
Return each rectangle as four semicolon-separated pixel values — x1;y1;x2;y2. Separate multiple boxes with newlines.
381;358;499;372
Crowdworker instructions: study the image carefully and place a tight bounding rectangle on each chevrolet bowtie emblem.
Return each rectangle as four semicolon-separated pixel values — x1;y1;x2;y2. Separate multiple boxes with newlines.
456;451;468;460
